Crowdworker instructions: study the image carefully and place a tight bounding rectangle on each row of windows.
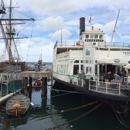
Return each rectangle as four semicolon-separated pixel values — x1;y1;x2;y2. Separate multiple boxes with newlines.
86;34;103;39
57;65;68;74
85;39;104;42
73;65;92;75
74;60;93;63
57;60;69;65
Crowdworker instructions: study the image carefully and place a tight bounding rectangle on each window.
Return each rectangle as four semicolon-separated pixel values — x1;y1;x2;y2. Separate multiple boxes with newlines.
90;35;94;38
95;65;97;75
95;35;98;38
73;65;79;75
74;60;79;63
81;65;84;74
86;49;90;55
86;67;92;74
86;35;89;38
99;35;103;39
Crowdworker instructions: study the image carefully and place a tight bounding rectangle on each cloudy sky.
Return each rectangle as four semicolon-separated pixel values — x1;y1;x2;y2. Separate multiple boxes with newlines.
1;0;130;62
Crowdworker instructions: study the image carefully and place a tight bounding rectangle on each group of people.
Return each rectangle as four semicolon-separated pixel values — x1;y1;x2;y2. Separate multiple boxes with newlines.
104;70;127;88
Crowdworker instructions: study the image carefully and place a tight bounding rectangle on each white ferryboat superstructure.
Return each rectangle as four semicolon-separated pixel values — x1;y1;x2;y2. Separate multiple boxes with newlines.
53;17;130;104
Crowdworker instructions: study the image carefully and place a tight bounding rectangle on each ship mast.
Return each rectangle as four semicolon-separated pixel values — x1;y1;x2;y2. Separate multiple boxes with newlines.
9;0;13;62
0;0;35;63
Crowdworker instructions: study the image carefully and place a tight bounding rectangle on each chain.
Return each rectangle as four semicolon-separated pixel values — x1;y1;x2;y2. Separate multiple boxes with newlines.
59;100;99;113
51;89;82;94
45;103;102;130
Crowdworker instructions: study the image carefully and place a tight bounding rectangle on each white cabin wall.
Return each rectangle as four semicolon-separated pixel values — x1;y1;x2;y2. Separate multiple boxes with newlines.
95;50;130;62
53;48;57;72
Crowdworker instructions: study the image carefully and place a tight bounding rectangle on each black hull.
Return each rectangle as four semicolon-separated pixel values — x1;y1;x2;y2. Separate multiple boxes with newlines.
53;78;130;103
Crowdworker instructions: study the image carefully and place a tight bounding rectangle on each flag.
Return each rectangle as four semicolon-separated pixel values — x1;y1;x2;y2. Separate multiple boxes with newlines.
88;17;92;23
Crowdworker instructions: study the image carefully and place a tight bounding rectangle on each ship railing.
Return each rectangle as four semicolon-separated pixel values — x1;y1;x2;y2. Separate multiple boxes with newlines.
106;42;130;48
0;73;22;83
54;41;78;47
2;65;21;73
68;74;89;87
55;41;130;48
89;80;121;95
123;77;130;87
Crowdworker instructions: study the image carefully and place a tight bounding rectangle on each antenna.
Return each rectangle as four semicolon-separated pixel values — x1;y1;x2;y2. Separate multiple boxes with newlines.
107;9;120;57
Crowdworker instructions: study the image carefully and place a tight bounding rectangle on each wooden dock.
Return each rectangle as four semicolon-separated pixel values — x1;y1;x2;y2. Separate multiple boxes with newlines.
21;70;51;79
21;70;52;96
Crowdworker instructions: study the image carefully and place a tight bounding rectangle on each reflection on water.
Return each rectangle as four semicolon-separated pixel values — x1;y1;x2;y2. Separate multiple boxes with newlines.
0;84;130;130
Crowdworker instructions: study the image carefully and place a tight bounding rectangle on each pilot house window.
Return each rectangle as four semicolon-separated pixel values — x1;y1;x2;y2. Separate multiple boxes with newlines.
99;35;103;39
95;35;98;38
90;35;94;38
86;35;89;38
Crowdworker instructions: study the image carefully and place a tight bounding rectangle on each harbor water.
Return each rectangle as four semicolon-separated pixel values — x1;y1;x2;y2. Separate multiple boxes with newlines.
0;83;130;130
0;63;130;130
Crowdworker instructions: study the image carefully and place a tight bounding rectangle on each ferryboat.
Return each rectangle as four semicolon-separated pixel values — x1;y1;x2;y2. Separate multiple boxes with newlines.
52;15;130;116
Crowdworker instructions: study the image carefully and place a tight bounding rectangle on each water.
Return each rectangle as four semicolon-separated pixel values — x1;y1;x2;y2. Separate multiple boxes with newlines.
0;62;130;130
0;83;130;130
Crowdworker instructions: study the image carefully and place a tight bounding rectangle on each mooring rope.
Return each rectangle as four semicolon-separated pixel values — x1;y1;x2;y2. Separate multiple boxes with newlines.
117;102;130;110
111;104;128;114
111;104;130;128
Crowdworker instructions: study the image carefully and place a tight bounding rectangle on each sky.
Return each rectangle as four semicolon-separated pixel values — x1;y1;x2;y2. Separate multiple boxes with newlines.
0;0;130;62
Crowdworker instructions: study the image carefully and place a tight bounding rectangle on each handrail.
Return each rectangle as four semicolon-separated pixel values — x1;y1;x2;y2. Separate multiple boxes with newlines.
55;41;130;48
89;80;121;95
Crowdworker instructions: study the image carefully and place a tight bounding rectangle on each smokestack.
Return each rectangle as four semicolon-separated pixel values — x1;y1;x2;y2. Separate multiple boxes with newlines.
80;17;85;36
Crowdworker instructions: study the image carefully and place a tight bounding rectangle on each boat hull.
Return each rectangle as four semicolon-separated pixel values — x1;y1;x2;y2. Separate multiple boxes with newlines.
6;108;27;116
53;77;130;102
6;94;30;116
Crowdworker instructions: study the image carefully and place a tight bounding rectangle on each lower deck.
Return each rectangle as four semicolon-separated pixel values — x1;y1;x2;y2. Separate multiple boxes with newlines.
53;72;130;101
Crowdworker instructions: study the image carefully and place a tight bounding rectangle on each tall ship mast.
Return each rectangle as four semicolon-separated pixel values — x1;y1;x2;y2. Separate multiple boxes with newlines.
0;0;35;98
0;0;34;64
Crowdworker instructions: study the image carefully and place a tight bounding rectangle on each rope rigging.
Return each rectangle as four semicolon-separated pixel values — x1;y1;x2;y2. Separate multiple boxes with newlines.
26;21;34;62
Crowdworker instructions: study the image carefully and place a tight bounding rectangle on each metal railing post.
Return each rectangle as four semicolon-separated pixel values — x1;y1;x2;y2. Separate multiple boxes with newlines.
89;79;90;89
119;84;120;95
96;81;97;91
106;82;107;94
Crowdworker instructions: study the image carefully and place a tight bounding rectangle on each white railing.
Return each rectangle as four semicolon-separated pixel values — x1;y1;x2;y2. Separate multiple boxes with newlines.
0;73;22;84
54;41;130;48
53;72;125;95
124;77;130;87
89;80;121;95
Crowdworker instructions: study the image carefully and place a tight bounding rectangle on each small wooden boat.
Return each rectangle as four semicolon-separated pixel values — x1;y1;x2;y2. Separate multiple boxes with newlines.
6;94;30;116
